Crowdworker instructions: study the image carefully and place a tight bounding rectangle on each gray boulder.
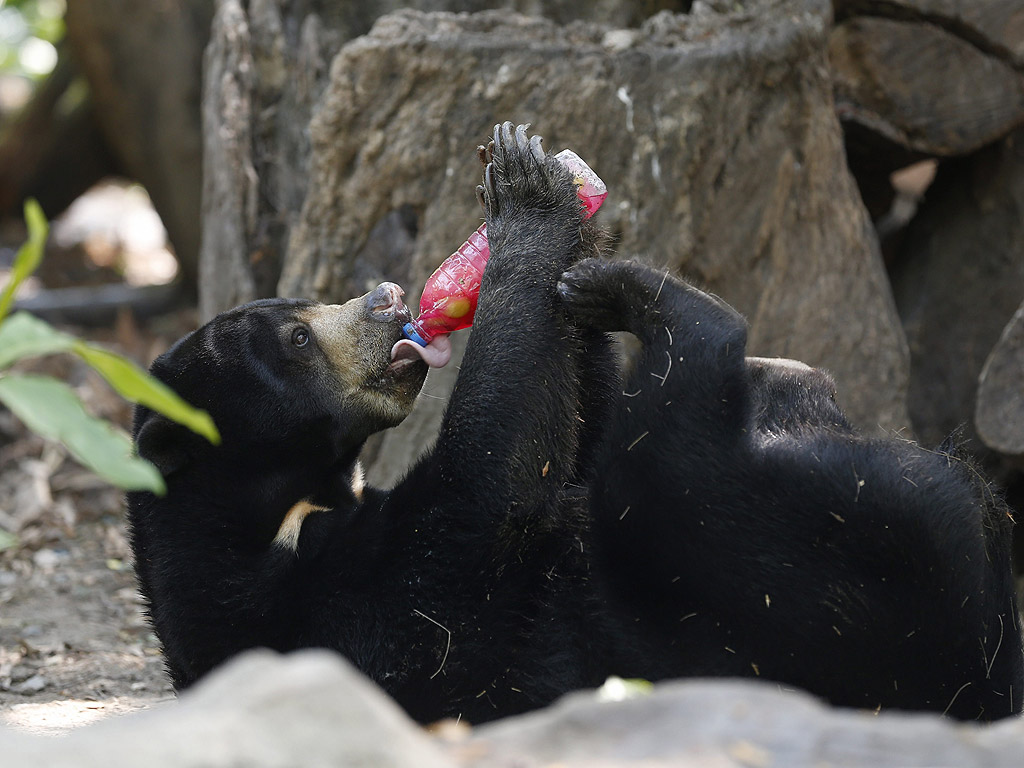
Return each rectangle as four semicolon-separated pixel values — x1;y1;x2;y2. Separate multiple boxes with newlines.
829;7;1024;158
4;650;1024;767
197;0;689;320
454;676;1024;767
977;299;1024;461
890;130;1024;450
0;650;454;768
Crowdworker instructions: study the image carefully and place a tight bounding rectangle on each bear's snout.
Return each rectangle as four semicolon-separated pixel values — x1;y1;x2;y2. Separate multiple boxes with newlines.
366;282;410;324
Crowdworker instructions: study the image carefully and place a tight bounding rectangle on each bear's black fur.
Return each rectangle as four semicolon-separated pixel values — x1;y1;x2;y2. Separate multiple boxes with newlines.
559;258;1023;720
128;123;1023;723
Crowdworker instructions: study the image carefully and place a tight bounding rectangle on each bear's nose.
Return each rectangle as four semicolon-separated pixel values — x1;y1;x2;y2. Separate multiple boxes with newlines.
366;282;409;323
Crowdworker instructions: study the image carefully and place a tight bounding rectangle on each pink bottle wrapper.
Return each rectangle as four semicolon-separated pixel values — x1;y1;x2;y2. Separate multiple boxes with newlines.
402;148;607;346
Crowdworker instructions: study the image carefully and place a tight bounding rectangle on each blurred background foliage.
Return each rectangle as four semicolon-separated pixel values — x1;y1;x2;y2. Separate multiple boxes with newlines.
0;0;63;83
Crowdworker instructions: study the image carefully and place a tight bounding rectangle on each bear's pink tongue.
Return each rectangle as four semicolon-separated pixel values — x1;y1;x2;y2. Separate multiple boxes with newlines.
391;335;452;369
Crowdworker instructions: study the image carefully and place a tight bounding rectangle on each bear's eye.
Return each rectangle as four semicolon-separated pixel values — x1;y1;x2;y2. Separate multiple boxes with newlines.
291;327;310;348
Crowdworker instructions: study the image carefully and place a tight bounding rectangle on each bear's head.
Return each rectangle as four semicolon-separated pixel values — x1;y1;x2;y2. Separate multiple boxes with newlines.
132;283;427;520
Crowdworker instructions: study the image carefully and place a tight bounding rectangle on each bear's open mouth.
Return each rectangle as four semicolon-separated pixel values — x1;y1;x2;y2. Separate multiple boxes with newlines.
375;336;435;386
384;353;427;378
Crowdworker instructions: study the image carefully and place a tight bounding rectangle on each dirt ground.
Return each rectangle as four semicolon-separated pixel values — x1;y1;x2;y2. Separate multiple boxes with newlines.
0;291;195;735
0;516;173;735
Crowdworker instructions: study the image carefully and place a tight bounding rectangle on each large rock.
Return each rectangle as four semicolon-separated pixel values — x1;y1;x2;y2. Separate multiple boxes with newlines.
460;679;1024;768
890;130;1024;449
977;299;1024;461
834;0;1024;69
3;650;1024;767
829;13;1024;158
829;0;1024;225
455;678;1024;767
0;650;455;768
273;1;908;475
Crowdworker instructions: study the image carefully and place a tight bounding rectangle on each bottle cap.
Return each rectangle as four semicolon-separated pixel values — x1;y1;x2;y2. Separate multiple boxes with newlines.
402;322;428;346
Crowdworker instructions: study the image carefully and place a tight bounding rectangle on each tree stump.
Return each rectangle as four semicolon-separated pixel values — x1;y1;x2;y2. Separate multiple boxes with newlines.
201;0;914;484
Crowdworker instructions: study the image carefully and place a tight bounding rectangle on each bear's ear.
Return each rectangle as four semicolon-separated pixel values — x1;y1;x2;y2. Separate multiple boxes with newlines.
135;413;193;478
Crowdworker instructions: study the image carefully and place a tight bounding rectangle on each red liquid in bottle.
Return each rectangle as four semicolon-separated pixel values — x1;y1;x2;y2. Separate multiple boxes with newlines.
402;149;607;346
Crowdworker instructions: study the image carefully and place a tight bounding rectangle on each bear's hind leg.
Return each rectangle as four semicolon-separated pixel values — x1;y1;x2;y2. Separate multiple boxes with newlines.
559;257;750;442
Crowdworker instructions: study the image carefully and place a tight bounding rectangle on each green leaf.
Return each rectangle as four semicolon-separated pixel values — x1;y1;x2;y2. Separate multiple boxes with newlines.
0;529;18;553
0;312;219;445
71;343;221;445
0;311;76;368
0;199;48;323
0;373;166;494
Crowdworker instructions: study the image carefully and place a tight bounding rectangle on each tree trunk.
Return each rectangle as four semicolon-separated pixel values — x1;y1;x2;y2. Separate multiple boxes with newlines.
64;0;214;286
0;50;121;222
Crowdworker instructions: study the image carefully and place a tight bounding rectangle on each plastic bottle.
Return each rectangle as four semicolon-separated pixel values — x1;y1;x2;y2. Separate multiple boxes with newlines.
401;149;607;346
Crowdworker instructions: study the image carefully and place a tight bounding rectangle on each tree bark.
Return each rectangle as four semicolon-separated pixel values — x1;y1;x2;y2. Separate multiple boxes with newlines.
64;0;214;286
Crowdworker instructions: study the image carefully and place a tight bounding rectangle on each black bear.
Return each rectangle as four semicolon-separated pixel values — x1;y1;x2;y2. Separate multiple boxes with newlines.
560;259;1023;720
127;122;1022;723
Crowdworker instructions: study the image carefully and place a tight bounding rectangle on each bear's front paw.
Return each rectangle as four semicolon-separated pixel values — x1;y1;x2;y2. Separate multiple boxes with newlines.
558;258;634;333
481;122;581;231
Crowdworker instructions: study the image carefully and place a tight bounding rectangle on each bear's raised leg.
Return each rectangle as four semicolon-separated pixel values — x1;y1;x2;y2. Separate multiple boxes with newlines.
557;257;762;677
559;257;751;449
413;123;604;515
